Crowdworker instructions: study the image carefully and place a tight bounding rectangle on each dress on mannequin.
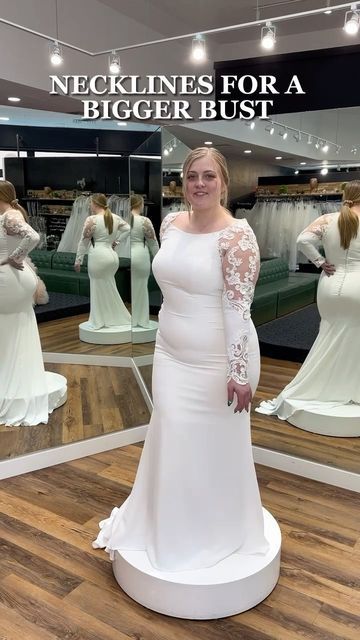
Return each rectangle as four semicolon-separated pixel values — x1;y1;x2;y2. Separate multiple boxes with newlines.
76;213;131;330
257;212;360;420
131;215;159;328
94;211;269;572
0;209;66;426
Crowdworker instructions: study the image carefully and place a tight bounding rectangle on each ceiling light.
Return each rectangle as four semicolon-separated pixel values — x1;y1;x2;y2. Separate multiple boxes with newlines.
315;140;320;149
324;0;332;14
307;135;313;144
344;4;360;35
204;141;213;145
109;50;121;74
250;121;255;130
261;21;276;50
293;131;301;142
294;170;299;175
320;167;329;175
50;40;63;65
336;146;341;154
192;34;206;61
117;122;127;126
300;162;307;165
0;117;10;121
282;130;288;140
164;148;169;156
322;160;328;164
275;156;282;160
322;143;329;153
8;97;21;102
244;149;252;154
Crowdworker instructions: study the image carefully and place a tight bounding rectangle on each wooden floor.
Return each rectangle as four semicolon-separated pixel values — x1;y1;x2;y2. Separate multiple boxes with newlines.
0;364;150;460
139;359;360;474
38;314;156;357
0;444;359;639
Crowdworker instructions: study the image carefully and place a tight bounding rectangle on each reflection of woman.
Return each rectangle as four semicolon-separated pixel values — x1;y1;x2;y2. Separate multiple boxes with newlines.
93;148;268;571
75;193;131;330
0;180;66;426
130;195;159;328
257;180;360;422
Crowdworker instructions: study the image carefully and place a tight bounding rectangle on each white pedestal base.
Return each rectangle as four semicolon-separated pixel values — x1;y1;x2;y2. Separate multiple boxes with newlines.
132;320;158;344
112;508;281;620
79;321;132;344
45;371;67;410
288;403;360;437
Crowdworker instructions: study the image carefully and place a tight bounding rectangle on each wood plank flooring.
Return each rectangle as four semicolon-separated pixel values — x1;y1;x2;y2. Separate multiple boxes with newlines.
0;444;359;639
139;359;360;474
0;365;150;460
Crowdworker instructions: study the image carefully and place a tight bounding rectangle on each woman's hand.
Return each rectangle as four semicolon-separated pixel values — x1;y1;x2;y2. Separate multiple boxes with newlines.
74;262;81;272
227;380;252;413
0;257;24;271
112;241;118;250
321;260;336;276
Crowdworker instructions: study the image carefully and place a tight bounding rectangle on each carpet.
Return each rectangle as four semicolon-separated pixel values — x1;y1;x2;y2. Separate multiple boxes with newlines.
35;292;90;323
257;304;320;363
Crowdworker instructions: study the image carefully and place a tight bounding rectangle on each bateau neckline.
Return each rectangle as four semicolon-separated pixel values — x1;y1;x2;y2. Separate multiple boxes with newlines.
170;220;243;236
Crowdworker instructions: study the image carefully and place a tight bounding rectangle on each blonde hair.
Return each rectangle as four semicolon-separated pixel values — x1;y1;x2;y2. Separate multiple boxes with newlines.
91;193;113;234
339;181;360;249
130;194;144;211
0;180;29;221
182;147;230;211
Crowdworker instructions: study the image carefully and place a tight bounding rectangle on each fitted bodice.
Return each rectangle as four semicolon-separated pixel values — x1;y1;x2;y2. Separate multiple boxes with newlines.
323;212;360;270
91;214;122;246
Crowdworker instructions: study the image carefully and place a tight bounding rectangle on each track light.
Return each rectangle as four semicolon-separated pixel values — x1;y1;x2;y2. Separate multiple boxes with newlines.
192;34;206;61
322;143;329;153
261;21;276;50
265;123;275;135
315;140;320;149
344;4;360;35
50;40;63;65
109;50;121;74
279;128;287;140
324;0;332;14
293;131;301;142
164;148;169;156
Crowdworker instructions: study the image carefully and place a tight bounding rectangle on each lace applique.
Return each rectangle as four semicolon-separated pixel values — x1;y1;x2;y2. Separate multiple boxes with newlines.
143;217;157;240
160;211;184;242
303;213;333;238
218;221;260;385
75;215;96;264
4;209;40;263
296;214;334;267
82;215;97;238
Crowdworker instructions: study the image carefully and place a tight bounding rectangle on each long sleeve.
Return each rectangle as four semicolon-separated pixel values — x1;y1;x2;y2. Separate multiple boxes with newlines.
296;214;333;267
143;217;159;259
4;210;40;264
218;223;260;385
114;217;130;244
75;215;96;264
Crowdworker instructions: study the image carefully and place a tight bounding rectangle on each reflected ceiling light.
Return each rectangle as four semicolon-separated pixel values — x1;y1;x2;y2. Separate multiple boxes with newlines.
8;97;21;102
204;141;213;145
244;149;252;154
109;50;121;74
261;21;276;50
192;34;206;61
344;4;360;35
320;167;329;175
49;40;63;65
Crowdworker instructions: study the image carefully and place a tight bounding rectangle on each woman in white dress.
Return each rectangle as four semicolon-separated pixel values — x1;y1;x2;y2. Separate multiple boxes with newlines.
0;180;66;426
93;148;268;571
130;195;159;328
75;193;131;330
257;180;360;421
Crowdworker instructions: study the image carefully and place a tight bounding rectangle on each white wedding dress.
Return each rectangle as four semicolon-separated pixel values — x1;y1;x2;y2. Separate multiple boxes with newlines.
76;213;131;330
94;211;269;572
0;209;67;426
131;214;159;328
257;212;360;421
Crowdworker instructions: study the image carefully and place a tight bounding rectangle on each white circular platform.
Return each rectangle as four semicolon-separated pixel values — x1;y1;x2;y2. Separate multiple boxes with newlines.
132;320;158;344
112;509;281;620
288;403;360;437
79;321;132;344
45;371;67;411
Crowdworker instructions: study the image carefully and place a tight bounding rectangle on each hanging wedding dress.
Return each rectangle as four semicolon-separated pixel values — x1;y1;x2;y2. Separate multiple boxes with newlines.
131;215;159;328
257;211;360;422
76;213;131;329
93;211;269;572
0;209;67;426
57;195;90;253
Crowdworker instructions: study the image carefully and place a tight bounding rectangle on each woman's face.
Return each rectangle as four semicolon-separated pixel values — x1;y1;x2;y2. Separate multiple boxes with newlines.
185;156;223;210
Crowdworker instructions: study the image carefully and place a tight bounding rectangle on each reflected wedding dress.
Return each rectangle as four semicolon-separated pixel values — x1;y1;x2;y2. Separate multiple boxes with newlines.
257;212;360;419
0;209;66;426
94;211;268;572
131;214;159;328
76;213;131;329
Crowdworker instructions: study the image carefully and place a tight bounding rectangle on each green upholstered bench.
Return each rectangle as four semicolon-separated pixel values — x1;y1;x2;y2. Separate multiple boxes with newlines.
30;250;131;301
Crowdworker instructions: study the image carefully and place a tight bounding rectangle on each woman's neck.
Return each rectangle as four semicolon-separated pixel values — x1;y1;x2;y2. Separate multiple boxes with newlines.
0;202;12;214
189;206;230;230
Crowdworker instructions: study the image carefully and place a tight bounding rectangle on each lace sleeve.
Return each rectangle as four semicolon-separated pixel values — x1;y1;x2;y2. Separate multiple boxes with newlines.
75;216;96;264
143;217;159;259
4;210;40;264
159;211;184;242
296;214;333;267
218;222;260;385
115;216;130;243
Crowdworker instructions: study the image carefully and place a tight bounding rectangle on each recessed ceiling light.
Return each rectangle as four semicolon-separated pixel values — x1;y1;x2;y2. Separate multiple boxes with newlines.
300;162;307;165
117;122;127;126
294;170;299;175
275;156;282;160
244;149;252;154
0;117;10;121
320;167;329;175
8;97;21;102
204;141;213;145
